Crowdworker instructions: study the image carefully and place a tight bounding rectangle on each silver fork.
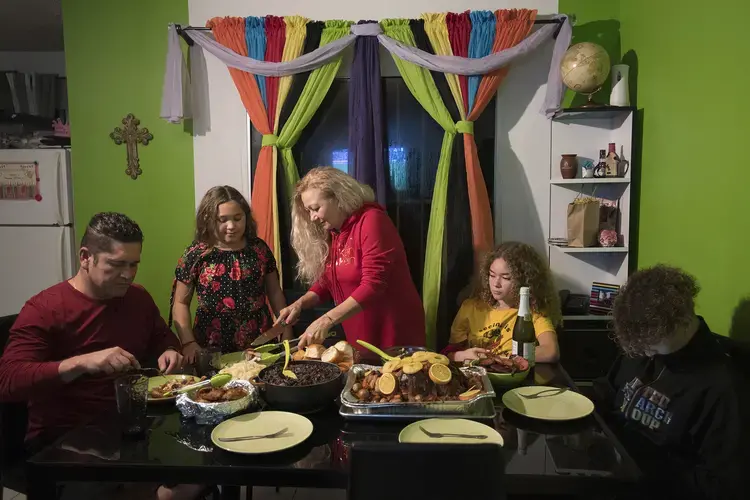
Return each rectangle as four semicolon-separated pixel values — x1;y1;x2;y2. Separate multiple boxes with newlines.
419;426;488;440
518;388;567;400
218;427;289;442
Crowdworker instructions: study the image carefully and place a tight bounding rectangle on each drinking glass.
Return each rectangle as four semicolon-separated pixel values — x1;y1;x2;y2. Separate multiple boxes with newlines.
114;374;148;436
195;347;222;377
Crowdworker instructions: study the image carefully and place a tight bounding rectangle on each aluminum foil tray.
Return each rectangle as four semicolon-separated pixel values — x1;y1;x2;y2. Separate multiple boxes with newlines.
176;380;258;425
339;364;495;418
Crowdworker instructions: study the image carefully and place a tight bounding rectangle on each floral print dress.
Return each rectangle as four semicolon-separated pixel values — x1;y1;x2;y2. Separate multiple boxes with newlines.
171;238;277;352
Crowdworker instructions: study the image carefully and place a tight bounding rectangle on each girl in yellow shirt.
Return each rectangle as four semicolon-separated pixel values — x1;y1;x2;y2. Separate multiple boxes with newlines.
448;242;561;363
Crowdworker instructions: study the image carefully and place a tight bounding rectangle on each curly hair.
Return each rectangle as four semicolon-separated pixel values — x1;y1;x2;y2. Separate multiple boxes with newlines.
81;212;143;257
612;265;699;356
195;186;257;247
291;167;375;284
473;242;561;326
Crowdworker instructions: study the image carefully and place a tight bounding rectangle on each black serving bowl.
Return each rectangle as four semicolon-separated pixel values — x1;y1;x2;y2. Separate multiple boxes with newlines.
256;360;343;413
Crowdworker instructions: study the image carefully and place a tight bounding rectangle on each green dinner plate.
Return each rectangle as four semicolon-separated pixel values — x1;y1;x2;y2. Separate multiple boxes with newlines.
211;411;313;454
399;418;503;445
147;374;199;403
220;351;245;368
502;386;594;421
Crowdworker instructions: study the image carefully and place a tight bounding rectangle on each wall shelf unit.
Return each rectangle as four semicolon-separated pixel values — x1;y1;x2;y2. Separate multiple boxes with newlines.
551;178;630;185
553;246;629;254
548;106;635;323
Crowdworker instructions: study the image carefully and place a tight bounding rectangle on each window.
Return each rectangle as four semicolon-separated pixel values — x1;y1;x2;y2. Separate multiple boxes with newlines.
250;77;496;292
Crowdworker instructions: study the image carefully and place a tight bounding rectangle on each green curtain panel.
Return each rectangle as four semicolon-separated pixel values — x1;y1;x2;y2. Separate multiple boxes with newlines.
277;20;352;198
381;19;459;350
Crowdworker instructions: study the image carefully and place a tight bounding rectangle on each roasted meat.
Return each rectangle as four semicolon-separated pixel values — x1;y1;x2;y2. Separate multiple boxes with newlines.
193;387;248;403
351;353;485;404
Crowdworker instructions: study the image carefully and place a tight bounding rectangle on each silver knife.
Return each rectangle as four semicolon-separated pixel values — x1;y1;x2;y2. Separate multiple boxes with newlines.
249;323;287;347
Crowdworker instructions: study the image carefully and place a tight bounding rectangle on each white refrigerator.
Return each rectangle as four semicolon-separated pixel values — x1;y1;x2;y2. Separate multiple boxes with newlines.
0;148;76;317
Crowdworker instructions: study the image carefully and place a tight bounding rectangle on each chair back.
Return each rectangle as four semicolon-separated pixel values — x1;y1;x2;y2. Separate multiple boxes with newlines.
714;334;750;381
348;441;506;500
0;314;29;470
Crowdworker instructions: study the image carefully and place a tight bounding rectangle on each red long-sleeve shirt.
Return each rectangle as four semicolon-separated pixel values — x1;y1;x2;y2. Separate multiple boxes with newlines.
310;203;425;350
0;281;179;442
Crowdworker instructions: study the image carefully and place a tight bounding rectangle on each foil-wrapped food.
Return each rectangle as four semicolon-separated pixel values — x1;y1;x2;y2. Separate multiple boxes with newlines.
176;380;258;425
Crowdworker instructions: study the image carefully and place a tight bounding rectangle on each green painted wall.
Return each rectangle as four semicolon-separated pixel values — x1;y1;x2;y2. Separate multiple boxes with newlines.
561;0;750;337
559;0;620;108
62;0;195;317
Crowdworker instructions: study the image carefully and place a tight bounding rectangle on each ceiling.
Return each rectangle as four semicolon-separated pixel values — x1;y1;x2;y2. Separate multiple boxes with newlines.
0;0;63;51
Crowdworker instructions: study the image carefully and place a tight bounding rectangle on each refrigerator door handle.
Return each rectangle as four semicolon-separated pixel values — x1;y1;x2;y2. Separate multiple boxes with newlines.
59;228;65;282
59;227;75;282
55;153;63;226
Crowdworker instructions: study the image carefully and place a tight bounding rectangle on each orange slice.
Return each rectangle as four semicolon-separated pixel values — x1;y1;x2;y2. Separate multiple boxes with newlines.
382;359;402;373
458;388;482;400
402;362;423;375
412;351;433;362
428;363;452;385
377;372;397;395
429;354;450;366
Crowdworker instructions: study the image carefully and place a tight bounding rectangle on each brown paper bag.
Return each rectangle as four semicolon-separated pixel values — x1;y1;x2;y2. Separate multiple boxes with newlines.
567;198;600;247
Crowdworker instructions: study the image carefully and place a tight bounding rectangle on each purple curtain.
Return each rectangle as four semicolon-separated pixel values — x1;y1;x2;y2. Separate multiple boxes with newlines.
348;21;386;205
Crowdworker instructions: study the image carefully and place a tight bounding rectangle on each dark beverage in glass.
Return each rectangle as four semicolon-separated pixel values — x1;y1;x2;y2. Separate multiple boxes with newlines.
114;374;148;436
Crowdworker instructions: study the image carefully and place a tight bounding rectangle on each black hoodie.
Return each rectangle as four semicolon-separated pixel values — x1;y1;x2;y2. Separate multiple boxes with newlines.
595;317;749;499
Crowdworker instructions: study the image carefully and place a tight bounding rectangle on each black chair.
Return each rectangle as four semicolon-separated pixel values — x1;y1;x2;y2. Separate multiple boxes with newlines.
0;314;28;495
714;334;750;381
348;441;506;500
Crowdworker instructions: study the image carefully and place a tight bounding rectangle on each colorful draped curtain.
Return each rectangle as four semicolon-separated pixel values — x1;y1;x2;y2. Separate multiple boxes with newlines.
207;16;349;284
423;9;536;348
161;11;573;349
380;9;535;348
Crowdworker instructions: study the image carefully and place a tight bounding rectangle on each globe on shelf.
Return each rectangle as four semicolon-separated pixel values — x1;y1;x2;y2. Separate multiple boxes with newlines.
560;42;611;108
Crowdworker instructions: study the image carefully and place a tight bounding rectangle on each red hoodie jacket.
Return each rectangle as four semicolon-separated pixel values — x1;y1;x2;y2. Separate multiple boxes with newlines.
310;203;425;350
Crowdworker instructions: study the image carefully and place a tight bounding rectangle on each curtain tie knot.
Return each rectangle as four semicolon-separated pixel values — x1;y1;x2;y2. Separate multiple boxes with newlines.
351;23;382;36
455;121;474;135
262;134;279;147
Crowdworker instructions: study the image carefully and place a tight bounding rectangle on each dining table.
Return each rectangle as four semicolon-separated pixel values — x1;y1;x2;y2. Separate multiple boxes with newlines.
26;363;642;499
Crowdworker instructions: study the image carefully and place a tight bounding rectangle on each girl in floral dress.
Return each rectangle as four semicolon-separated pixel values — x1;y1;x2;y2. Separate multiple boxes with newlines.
170;186;292;363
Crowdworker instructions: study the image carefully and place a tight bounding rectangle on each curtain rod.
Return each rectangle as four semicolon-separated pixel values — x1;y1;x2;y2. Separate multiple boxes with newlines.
175;16;570;46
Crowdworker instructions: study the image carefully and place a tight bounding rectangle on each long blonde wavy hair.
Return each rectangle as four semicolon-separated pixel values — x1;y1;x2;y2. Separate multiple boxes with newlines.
291;167;375;284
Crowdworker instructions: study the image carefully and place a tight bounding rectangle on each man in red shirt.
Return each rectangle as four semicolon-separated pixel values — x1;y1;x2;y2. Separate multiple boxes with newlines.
0;212;203;499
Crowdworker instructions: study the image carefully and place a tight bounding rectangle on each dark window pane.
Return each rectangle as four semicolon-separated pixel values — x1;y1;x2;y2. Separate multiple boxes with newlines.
251;77;495;294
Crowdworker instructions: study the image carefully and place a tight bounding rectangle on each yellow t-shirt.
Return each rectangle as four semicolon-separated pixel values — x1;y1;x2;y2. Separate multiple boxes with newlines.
450;298;555;354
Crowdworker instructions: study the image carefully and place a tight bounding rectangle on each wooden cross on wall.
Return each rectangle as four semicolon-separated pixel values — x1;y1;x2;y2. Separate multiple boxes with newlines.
109;114;153;180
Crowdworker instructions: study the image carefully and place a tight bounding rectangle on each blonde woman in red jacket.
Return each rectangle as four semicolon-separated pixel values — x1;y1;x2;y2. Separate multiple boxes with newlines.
275;167;425;351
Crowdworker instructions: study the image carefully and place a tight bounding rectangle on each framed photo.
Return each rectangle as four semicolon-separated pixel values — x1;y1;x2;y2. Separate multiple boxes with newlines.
590;282;620;315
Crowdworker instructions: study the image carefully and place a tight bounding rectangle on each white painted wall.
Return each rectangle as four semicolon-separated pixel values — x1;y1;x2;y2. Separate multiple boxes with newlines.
0;51;66;75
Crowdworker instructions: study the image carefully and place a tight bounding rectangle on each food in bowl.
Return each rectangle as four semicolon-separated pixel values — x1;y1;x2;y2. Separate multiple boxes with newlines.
219;358;265;381
350;352;484;403
149;376;201;399
177;380;256;425
192;386;248;403
261;361;341;387
476;354;529;374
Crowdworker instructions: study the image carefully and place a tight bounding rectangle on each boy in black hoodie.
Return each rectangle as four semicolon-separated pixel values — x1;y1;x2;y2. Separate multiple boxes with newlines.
595;265;748;499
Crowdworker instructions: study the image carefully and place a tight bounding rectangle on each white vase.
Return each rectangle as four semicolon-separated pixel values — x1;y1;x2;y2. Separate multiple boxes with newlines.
610;64;630;106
